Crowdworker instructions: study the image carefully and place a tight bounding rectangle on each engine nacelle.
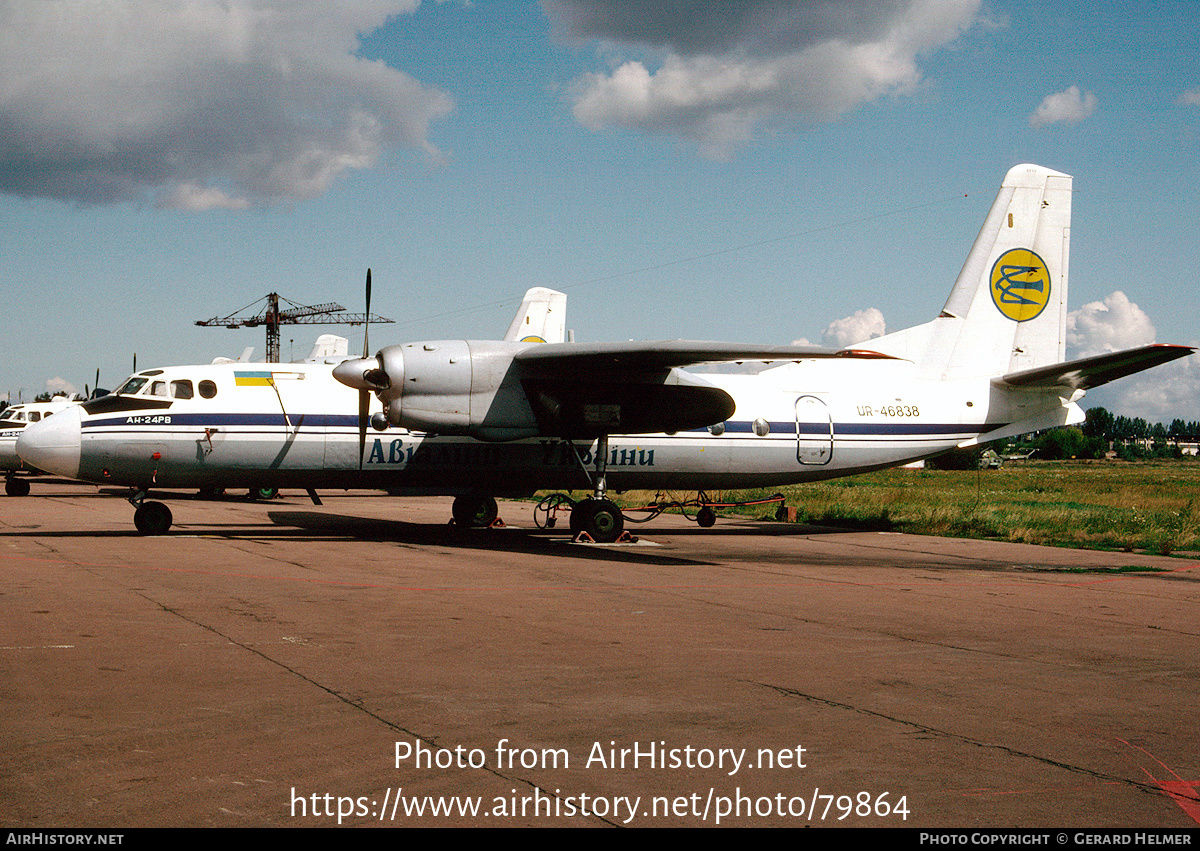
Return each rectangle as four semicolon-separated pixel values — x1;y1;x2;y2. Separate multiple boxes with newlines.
368;340;541;441
331;339;737;442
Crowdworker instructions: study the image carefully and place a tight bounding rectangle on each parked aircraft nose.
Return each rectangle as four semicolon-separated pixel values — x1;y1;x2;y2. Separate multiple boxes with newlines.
16;405;82;479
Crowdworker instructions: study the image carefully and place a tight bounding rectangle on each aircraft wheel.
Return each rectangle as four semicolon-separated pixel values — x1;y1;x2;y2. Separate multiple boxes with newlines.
134;501;173;535
249;487;278;501
573;498;624;543
452;495;498;528
696;506;716;528
5;477;30;497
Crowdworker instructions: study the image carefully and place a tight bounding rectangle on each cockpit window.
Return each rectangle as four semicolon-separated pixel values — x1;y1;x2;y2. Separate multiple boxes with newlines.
29;412;41;422
149;381;169;397
170;380;193;399
114;376;149;396
198;380;218;399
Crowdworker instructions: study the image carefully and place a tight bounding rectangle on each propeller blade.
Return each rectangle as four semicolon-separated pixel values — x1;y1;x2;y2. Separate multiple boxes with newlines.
334;356;389;468
363;268;372;359
358;389;369;470
358;268;373;468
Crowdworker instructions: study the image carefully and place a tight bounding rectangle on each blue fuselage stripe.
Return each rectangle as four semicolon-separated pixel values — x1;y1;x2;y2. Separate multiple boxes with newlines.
80;412;1002;439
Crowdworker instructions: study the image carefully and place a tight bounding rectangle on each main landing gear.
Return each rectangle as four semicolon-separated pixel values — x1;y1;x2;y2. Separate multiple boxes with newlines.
569;496;625;543
129;489;172;535
446;436;631;543
451;495;500;529
568;435;629;544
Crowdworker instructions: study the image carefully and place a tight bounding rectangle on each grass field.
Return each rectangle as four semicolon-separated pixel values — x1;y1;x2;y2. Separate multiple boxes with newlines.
607;459;1200;556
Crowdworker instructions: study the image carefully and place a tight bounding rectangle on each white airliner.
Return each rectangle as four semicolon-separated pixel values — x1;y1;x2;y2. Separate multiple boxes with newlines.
18;165;1193;539
2;398;80;495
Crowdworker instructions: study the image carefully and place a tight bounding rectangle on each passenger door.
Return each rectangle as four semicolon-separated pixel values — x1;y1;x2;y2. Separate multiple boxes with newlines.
795;395;833;465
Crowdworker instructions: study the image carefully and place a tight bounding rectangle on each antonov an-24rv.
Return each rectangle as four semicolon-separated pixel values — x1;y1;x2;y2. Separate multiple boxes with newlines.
18;165;1193;539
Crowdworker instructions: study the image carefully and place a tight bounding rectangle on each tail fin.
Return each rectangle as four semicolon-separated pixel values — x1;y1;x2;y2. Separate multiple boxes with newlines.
869;164;1072;379
302;334;349;362
504;287;567;343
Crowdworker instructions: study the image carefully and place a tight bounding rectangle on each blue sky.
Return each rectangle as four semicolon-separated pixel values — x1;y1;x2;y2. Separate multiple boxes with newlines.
1;0;1196;420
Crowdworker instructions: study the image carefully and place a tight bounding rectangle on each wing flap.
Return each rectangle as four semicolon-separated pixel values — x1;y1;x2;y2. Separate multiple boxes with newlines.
997;344;1194;390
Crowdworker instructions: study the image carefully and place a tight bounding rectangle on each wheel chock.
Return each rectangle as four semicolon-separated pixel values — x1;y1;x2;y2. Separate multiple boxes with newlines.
571;530;639;544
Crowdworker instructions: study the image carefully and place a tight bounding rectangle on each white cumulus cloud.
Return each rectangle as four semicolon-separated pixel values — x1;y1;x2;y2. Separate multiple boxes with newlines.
0;1;453;209
1180;88;1200;106
1102;347;1200;423
550;0;983;158
821;307;886;348
45;377;78;398
1068;294;1197;422
1066;291;1155;357
1028;85;1097;128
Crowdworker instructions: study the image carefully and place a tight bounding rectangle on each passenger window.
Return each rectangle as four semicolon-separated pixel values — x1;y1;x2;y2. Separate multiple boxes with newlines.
198;380;218;399
170;380;194;399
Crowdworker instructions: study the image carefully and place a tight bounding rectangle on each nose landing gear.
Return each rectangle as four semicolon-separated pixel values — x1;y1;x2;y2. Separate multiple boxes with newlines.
129;490;173;535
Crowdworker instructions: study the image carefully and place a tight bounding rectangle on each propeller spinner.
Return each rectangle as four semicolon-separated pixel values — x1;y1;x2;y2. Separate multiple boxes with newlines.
332;355;390;392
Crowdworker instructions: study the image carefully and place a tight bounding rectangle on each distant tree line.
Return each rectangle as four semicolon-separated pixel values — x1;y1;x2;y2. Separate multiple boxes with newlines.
1031;407;1198;461
927;406;1198;468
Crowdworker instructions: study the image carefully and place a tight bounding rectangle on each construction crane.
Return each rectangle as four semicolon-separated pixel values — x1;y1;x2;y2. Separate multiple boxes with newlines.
195;292;394;363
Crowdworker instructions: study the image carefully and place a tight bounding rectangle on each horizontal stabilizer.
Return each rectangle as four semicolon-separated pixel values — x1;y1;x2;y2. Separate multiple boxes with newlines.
996;344;1195;390
515;340;894;372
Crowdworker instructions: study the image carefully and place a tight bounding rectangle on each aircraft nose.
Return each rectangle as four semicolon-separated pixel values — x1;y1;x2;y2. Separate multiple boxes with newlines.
16;405;82;479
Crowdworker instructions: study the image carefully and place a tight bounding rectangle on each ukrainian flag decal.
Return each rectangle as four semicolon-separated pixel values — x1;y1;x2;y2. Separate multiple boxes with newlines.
990;248;1051;322
234;371;274;386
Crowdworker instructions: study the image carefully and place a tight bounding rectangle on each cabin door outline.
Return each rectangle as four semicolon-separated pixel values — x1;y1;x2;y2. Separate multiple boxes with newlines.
795;394;833;465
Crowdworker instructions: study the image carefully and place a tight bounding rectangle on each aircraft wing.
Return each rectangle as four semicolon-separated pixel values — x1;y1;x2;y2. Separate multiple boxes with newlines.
513;340;895;372
513;341;893;438
997;344;1195;390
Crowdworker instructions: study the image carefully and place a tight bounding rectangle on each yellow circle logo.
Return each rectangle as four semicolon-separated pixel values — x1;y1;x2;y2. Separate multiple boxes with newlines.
990;248;1051;322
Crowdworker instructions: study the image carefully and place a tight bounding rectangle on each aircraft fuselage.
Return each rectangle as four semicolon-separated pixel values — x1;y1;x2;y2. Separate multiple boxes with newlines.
18;359;1065;496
